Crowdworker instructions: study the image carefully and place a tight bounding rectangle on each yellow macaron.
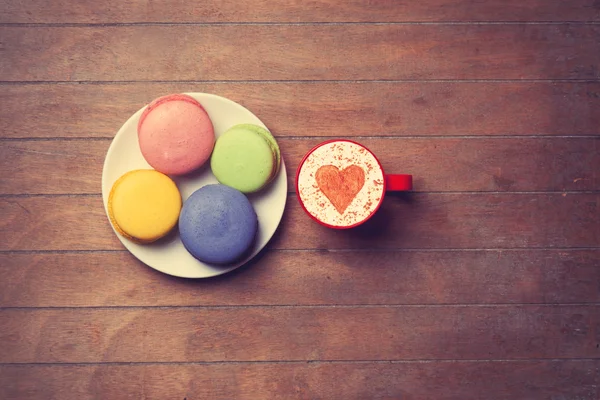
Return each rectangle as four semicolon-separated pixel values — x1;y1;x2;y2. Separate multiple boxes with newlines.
108;169;182;243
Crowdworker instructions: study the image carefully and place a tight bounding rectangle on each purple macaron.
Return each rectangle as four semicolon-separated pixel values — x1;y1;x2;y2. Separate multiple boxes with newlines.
179;184;258;264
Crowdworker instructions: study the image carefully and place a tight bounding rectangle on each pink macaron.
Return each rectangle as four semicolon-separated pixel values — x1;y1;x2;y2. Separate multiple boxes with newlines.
137;94;215;175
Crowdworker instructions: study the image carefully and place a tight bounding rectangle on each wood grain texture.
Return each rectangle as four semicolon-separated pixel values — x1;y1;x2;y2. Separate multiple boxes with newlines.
2;82;599;138
2;0;599;23
1;0;599;397
1;193;597;251
1;361;598;400
1;250;598;307
1;306;598;363
2;138;598;194
2;25;599;81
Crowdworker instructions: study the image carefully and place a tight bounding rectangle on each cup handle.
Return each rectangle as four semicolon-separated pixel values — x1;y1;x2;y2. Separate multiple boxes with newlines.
386;174;413;191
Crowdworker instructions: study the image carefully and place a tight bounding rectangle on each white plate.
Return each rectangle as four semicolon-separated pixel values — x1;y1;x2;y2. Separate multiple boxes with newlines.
101;93;287;278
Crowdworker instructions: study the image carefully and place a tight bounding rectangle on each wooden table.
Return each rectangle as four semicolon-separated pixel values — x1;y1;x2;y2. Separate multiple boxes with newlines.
1;1;599;399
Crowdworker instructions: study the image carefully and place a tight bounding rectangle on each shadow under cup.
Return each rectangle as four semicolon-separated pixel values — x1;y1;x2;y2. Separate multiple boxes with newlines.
295;139;413;229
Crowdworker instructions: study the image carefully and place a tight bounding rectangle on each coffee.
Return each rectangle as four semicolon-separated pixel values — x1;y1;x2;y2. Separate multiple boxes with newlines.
297;140;385;228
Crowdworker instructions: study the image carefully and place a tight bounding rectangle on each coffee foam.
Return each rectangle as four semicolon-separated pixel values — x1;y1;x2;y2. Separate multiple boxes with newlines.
297;141;385;227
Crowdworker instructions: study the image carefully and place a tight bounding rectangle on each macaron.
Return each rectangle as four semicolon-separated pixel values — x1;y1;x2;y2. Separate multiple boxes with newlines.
108;169;182;243
179;184;258;264
210;124;280;193
138;94;215;175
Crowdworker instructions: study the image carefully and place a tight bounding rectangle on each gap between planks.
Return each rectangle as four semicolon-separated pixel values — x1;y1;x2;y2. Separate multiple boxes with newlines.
1;21;600;28
2;79;600;84
1;358;598;367
1;304;599;311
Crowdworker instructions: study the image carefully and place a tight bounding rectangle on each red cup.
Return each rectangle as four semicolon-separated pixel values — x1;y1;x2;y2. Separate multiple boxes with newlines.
295;139;412;229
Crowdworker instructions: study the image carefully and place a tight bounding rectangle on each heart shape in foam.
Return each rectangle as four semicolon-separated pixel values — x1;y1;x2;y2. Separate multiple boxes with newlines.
315;165;366;214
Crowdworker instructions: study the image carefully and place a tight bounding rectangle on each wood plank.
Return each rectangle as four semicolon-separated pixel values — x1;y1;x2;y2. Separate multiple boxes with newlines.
1;361;598;400
2;138;599;195
1;193;597;251
0;306;597;362
1;25;599;81
271;193;600;250
1;250;598;307
1;140;106;195
2;0;599;23
2;82;599;139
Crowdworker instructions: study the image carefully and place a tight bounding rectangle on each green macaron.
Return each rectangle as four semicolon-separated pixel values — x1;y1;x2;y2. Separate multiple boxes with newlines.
211;124;281;193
